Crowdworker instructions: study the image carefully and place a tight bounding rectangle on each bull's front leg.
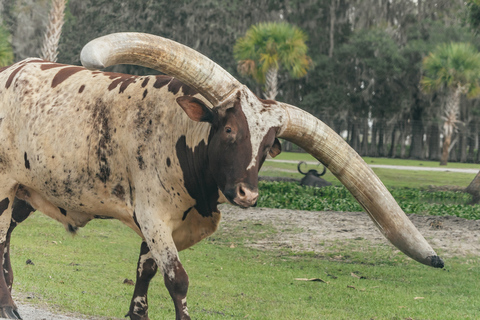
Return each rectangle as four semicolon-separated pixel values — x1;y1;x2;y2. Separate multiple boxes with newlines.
136;207;191;320
126;241;158;320
162;253;190;320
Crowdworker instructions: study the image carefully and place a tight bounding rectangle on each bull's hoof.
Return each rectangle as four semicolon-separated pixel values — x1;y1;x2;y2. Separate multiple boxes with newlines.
0;306;22;319
125;311;149;320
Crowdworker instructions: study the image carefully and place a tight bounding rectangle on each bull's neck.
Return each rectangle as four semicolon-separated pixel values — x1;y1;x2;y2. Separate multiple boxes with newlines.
175;122;218;217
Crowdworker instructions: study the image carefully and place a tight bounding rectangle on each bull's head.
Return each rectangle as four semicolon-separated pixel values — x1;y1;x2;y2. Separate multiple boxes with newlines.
81;33;444;268
298;161;327;177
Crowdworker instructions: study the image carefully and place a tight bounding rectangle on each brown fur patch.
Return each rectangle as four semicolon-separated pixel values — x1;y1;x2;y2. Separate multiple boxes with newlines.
153;75;171;89
168;78;197;96
40;63;65;71
6;63;27;89
106;73;138;93
51;67;84;88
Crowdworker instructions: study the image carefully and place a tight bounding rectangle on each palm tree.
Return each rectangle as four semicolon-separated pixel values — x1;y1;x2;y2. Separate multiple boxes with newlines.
41;0;67;62
421;42;480;165
234;22;312;100
0;25;13;67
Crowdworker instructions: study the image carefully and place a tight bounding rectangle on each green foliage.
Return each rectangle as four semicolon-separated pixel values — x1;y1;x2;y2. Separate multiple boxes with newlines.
467;0;480;32
258;182;480;220
9;207;480;320
0;25;13;67
233;21;312;84
421;42;480;98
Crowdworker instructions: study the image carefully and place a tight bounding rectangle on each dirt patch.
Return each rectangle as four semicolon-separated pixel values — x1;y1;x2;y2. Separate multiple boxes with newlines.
219;204;480;258
7;205;479;319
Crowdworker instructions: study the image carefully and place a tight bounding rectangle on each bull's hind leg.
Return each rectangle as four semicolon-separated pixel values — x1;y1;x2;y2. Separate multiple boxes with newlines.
3;199;35;294
126;241;158;320
0;184;23;319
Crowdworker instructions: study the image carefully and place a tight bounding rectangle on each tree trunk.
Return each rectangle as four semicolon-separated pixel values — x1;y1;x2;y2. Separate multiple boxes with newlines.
348;119;360;152
360;117;369;156
440;86;463;165
477;131;480;164
459;126;468;163
441;133;452;165
409;119;424;159
388;123;397;158
400;118;408;158
377;121;386;157
465;171;480;204
427;123;440;161
466;121;477;163
369;120;378;157
328;0;337;58
409;102;424;159
264;66;278;100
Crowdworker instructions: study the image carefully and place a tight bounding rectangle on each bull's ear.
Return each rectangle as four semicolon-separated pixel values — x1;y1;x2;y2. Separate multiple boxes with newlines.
176;96;214;123
269;138;282;158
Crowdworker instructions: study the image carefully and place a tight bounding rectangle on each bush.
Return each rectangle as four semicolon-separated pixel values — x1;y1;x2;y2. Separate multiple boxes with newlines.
258;181;480;220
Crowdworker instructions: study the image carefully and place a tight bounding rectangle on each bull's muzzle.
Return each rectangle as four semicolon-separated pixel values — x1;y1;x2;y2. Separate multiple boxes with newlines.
224;183;258;208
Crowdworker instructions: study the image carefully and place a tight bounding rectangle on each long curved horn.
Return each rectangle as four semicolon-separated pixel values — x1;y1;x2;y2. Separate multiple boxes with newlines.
277;103;444;268
318;164;327;177
297;161;308;175
80;32;241;105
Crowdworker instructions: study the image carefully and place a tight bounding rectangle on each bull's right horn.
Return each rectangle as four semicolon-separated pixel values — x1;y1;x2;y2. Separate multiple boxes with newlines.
277;103;444;269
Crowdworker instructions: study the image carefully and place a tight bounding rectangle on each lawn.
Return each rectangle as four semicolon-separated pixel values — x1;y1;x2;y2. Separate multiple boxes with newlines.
7;152;480;319
10;213;480;320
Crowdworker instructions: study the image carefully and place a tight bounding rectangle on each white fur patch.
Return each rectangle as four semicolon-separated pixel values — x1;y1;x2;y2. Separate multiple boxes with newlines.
238;88;283;170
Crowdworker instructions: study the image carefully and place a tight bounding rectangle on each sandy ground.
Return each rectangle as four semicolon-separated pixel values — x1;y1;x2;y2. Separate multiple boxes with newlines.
4;205;480;320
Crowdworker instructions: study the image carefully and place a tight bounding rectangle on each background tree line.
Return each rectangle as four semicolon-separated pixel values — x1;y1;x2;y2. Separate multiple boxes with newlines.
1;0;479;163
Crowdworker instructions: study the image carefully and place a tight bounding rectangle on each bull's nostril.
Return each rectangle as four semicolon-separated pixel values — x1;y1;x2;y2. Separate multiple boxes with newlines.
239;187;246;197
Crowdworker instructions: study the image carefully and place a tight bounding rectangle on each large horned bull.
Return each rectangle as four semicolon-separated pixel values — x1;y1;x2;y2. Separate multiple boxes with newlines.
298;161;332;187
0;33;443;320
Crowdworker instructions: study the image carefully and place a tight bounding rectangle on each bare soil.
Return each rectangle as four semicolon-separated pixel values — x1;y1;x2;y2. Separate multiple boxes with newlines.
6;205;480;320
219;205;480;259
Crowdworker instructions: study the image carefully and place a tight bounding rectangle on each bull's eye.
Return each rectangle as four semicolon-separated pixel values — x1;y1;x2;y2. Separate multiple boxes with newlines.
225;127;232;133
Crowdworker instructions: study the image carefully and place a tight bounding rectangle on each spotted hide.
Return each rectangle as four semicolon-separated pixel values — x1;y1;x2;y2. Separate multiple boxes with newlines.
0;32;443;320
0;58;281;320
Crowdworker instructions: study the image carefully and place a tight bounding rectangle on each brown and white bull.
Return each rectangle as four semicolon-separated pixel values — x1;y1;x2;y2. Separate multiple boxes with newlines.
0;33;443;320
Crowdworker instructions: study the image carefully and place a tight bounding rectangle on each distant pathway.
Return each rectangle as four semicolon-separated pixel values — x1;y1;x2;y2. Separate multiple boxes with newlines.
265;159;480;174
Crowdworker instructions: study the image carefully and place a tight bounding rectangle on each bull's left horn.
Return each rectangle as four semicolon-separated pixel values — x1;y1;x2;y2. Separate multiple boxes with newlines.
277;103;444;268
80;32;241;106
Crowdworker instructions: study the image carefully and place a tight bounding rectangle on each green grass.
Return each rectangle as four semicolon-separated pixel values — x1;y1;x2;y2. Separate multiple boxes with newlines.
262;152;480;188
273;152;480;169
8;153;480;319
10;214;480;319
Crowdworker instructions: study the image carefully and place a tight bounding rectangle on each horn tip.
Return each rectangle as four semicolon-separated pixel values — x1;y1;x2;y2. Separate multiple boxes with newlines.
428;255;445;268
80;43;107;70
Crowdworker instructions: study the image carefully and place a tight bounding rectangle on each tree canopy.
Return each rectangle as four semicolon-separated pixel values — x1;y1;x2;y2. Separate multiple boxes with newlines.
1;0;480;162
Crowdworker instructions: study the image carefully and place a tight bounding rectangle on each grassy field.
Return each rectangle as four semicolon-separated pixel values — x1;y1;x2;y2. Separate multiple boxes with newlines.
8;152;480;319
11;214;480;320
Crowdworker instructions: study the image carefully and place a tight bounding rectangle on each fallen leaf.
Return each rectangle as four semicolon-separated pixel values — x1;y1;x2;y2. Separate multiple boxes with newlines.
351;272;366;279
414;297;424;300
347;285;356;289
230;243;236;248
294;278;328;283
